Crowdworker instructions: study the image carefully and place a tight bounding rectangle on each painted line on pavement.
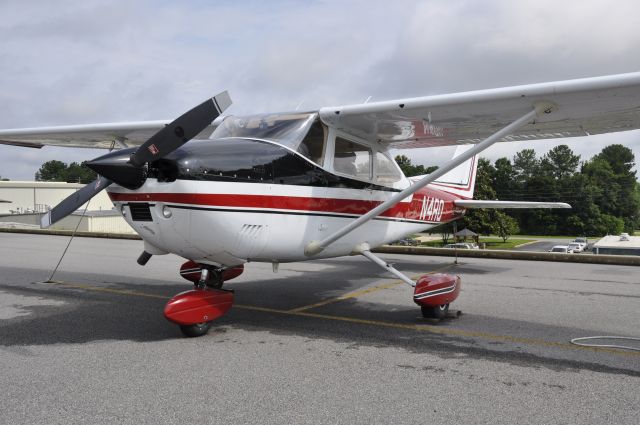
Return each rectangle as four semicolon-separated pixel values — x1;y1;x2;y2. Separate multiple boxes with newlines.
43;279;639;357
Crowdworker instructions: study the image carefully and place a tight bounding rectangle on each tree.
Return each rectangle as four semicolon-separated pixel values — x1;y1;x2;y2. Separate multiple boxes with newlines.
394;155;426;177
594;144;635;175
65;162;96;184
595;214;625;235
492;143;640;236
35;160;67;181
513;149;539;182
462;158;497;235
35;160;97;183
540;145;580;179
583;145;640;233
492;157;515;199
493;212;519;242
437;223;453;245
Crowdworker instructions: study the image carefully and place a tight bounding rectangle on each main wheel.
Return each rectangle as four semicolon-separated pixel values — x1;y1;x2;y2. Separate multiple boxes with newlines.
179;322;212;338
421;303;449;319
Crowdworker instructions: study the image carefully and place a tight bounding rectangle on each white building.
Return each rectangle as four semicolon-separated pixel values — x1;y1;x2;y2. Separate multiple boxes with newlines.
593;233;640;256
0;181;134;234
0;181;113;214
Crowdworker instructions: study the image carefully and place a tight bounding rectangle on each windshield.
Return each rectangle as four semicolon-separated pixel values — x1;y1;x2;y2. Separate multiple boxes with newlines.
211;112;325;164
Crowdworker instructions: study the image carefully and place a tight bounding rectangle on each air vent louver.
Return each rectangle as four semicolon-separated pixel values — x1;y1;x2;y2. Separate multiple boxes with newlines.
129;203;153;221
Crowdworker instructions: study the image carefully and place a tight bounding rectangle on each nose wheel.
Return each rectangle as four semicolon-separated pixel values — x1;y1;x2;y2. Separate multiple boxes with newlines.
164;288;234;337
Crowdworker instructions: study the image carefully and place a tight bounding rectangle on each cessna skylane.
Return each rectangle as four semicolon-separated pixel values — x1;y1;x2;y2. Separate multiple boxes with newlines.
2;72;640;336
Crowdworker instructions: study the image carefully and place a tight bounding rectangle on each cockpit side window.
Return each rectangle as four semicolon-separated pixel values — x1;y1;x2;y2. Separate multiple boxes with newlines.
333;137;372;181
297;119;327;166
375;151;403;184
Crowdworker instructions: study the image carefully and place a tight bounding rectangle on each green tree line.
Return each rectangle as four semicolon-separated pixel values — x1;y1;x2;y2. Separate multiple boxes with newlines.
398;143;640;237
35;160;97;184
480;144;639;236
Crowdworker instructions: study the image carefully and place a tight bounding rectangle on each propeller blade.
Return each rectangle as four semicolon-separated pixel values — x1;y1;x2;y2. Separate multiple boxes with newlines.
129;91;232;167
42;91;231;228
40;176;112;228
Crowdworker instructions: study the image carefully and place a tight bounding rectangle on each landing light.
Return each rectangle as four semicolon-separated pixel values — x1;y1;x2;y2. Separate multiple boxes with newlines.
162;205;172;218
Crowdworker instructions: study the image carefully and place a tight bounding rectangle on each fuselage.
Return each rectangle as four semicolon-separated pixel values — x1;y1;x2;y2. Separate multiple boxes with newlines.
105;136;467;267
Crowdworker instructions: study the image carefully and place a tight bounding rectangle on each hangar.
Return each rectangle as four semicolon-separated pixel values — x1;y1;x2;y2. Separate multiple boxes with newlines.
0;181;133;234
0;181;113;214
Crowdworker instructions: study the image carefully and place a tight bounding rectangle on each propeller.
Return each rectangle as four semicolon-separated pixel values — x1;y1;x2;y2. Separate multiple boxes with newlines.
40;91;232;229
40;176;112;228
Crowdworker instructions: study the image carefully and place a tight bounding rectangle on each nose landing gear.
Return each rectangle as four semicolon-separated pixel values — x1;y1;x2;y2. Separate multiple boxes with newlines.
164;287;234;337
165;261;244;337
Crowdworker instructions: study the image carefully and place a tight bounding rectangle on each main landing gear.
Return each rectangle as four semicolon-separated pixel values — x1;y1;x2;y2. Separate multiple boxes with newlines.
356;244;461;320
164;261;244;337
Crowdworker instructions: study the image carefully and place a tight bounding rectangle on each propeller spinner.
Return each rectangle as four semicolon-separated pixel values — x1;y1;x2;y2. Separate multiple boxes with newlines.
40;91;232;228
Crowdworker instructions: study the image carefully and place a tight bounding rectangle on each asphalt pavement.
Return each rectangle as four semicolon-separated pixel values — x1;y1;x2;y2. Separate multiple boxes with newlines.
0;233;638;424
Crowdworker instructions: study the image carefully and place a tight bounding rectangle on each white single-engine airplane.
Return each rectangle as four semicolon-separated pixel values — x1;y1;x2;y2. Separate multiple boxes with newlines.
2;72;640;337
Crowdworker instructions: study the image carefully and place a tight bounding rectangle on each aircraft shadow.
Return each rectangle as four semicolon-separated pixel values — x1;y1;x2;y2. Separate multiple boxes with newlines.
0;265;638;377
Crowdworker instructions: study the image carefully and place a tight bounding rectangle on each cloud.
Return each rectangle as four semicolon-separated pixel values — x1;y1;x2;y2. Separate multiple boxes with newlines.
1;0;640;179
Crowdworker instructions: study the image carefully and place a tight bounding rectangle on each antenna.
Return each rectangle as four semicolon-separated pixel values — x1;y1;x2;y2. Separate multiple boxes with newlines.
295;100;304;111
364;96;372;104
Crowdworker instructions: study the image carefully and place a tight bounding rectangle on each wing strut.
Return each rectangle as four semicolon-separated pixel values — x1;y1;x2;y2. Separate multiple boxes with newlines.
304;103;553;257
356;243;416;287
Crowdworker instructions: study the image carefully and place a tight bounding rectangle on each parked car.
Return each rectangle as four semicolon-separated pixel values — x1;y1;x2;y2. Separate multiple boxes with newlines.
567;242;583;253
548;245;573;253
444;243;478;249
393;238;420;246
573;237;589;250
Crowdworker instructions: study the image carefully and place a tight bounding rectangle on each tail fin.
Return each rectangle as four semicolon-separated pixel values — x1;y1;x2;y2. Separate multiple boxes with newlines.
410;146;479;199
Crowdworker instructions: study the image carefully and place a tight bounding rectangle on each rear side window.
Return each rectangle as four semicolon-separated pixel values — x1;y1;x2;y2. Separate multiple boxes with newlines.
375;152;402;184
333;137;371;181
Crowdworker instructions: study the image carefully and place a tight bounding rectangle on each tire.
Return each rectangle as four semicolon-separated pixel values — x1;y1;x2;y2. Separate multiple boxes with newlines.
179;322;212;338
421;303;449;319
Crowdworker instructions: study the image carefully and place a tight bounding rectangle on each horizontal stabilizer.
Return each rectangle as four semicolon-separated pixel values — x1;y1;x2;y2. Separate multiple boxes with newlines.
454;200;571;209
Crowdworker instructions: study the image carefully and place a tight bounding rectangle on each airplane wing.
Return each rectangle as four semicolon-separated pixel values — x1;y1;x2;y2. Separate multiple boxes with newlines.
319;72;640;149
5;73;640;151
454;200;571;209
306;72;640;256
0;120;219;150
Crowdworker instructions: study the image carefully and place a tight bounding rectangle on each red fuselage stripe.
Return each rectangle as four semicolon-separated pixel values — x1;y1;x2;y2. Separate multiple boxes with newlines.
109;191;463;223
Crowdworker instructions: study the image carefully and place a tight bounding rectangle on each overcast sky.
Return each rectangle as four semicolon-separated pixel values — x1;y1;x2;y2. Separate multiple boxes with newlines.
1;0;640;180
